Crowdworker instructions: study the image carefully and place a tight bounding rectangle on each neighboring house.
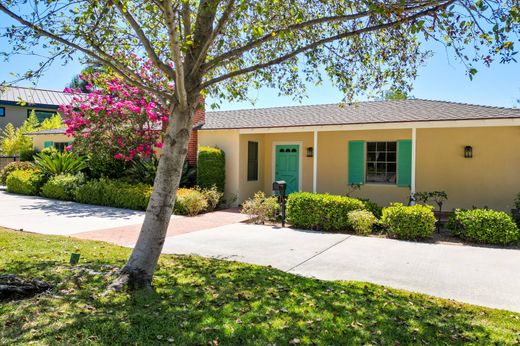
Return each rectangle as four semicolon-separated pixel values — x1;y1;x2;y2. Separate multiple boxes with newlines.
19;86;520;211
197;100;520;211
0;86;73;129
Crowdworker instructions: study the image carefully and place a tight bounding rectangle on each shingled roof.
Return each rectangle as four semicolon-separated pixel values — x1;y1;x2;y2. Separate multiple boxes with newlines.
0;86;74;109
202;99;520;130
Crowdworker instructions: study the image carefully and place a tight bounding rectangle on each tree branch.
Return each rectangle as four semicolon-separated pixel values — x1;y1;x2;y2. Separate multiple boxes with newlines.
189;0;235;77
163;0;188;110
203;1;446;72
200;0;455;90
113;1;176;81
0;3;170;100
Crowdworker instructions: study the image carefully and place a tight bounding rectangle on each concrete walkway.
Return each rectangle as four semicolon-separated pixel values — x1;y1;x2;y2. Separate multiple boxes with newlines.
1;191;519;312
162;224;520;313
0;191;247;240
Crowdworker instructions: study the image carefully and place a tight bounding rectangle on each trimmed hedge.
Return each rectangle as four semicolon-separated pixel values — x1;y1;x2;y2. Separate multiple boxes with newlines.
448;209;519;245
6;170;44;196
381;203;436;240
41;174;85;201
75;179;153;210
0;161;35;185
287;192;364;231
197;146;225;192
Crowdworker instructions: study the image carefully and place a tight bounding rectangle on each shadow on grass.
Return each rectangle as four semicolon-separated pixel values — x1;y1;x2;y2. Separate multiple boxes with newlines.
2;256;516;345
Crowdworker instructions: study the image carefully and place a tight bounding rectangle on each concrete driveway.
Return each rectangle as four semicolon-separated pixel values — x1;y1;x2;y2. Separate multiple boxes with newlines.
162;224;520;313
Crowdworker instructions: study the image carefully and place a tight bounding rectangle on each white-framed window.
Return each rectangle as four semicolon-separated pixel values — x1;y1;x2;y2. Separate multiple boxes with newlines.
366;141;397;184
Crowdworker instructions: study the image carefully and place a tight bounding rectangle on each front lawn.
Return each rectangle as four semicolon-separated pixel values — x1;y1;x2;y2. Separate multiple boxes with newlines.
1;228;519;345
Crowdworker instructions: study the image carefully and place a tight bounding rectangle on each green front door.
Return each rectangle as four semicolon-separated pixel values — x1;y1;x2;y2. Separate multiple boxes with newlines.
275;144;299;194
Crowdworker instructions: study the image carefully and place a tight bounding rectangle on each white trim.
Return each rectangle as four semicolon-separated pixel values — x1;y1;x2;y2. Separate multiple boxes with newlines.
272;141;303;192
313;130;318;193
236;118;520;134
411;128;416;194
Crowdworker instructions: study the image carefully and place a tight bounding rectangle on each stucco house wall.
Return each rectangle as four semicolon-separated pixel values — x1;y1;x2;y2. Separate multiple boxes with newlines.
0;105;58;130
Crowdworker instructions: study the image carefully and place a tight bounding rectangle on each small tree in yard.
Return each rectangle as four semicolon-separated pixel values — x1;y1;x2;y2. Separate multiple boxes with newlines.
1;1;517;290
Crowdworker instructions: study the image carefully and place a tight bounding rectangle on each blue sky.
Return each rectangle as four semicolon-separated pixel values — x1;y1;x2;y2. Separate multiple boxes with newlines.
0;28;518;110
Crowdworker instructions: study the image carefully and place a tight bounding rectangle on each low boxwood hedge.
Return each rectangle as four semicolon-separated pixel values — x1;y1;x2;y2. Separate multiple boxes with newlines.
448;209;519;245
381;203;436;240
6;169;44;196
75;179;153;210
286;192;364;231
41;173;85;201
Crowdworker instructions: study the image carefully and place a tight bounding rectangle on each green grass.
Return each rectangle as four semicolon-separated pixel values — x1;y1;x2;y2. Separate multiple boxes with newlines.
1;228;519;345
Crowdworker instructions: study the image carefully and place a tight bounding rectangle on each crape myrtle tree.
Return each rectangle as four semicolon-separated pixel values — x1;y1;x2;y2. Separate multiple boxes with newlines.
1;0;518;289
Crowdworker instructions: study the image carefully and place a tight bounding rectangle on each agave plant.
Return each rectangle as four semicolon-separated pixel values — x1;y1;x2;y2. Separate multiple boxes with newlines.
34;151;88;176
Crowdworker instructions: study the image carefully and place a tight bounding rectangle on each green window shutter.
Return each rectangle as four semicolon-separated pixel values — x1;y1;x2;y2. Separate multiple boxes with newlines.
348;140;365;185
397;140;412;187
43;141;54;149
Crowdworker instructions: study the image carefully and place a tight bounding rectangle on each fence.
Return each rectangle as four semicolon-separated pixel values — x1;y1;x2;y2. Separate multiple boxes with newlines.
0;156;17;171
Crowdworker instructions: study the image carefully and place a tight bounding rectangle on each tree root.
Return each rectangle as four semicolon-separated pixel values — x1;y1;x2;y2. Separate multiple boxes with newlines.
0;274;52;301
106;266;153;292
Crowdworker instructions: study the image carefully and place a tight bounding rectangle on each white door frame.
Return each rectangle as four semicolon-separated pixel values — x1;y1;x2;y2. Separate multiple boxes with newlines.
272;141;303;192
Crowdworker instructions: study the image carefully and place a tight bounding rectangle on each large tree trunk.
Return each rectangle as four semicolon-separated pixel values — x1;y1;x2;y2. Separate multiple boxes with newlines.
111;98;196;290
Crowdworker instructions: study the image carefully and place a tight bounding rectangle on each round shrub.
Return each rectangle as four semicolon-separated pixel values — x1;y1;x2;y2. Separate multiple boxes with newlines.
41;173;85;201
197;146;225;192
348;210;378;235
174;188;208;216
241;191;280;224
0;161;35;185
287;192;365;231
19;149;39;162
448;209;519;245
197;185;223;212
6;169;43;196
381;203;436;240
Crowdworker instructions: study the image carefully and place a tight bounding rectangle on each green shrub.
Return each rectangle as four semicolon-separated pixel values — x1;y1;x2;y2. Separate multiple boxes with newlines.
360;199;383;219
197;185;223;212
197;146;225;192
6;169;44;195
126;157;158;185
381;203;436;240
0;161;35;185
86;153;129;179
513;193;520;228
34;151;87;176
348;210;378;235
174;188;208;216
41;173;85;201
241;191;280;224
19;149;39;162
448;209;519;245
75;179;152;210
287;192;365;231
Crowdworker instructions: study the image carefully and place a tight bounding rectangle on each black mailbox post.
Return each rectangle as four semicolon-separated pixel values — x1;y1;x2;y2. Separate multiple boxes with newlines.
272;180;287;227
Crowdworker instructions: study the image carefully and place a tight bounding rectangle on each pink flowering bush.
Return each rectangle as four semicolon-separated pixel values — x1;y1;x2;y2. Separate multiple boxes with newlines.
60;65;170;162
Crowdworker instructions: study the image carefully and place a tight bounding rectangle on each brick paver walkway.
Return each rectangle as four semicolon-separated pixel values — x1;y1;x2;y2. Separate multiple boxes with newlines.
74;208;248;246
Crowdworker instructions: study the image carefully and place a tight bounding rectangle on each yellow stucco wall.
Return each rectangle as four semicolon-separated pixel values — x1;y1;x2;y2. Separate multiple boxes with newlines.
416;126;520;211
316;129;411;205
198;130;240;205
31;134;71;151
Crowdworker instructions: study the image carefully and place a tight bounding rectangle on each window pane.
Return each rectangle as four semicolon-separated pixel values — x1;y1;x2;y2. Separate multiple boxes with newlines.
0;107;5;117
365;141;397;184
247;141;258;181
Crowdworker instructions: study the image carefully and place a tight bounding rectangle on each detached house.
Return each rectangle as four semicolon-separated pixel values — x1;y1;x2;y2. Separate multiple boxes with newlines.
16;86;520;212
197;100;520;211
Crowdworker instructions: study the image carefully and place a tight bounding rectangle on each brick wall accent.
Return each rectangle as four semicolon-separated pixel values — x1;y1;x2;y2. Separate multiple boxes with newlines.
186;100;205;166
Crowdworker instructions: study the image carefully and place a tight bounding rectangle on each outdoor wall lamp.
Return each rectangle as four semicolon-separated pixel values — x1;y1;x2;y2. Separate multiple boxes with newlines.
306;147;314;157
464;146;473;158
